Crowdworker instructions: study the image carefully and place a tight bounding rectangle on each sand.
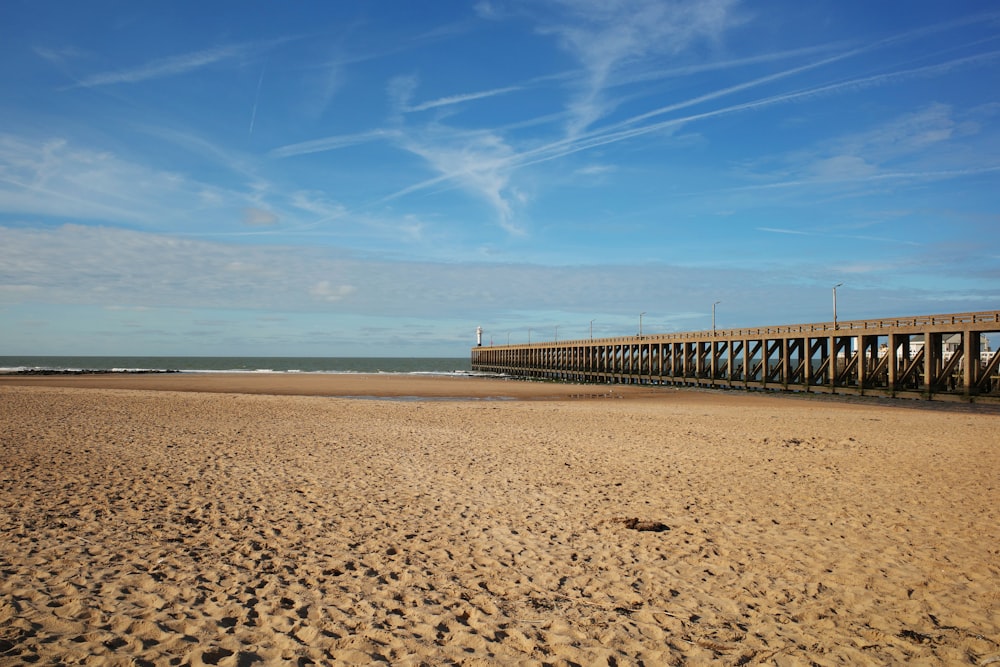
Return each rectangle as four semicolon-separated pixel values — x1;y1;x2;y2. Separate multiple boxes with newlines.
1;374;998;666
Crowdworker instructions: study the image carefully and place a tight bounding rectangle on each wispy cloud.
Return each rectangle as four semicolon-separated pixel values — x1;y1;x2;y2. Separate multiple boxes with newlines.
574;163;616;176
615;43;847;87
310;280;356;302
243;207;279;226
404;85;522;112
727;102;999;195
826;103;962;163
248;65;266;137
396;127;526;235
0;136;162;223
757;225;923;247
269;130;399;158
270;12;996;237
0;132;440;248
0;133;288;232
515;49;1000;172
362;43;1000;240
2;224;984;328
757;227;809;236
539;0;742;136
66;44;253;88
712;164;1000;200
136;125;261;180
110;8;999;247
504;6;1000;165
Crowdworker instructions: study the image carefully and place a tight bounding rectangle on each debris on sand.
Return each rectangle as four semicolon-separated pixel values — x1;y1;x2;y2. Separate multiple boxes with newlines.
619;517;670;532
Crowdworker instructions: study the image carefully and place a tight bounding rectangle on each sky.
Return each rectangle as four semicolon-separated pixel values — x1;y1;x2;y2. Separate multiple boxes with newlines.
1;1;999;357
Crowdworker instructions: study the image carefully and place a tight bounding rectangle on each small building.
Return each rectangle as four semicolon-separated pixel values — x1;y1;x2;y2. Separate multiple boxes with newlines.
880;333;994;361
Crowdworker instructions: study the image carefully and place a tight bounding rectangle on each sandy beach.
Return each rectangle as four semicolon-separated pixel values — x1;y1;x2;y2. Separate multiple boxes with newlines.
1;374;998;665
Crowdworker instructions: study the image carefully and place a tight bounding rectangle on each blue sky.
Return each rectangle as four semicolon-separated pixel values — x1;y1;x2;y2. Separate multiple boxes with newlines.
1;1;998;356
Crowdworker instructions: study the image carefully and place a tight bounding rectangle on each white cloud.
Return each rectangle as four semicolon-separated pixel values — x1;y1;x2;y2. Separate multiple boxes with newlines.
310;281;356;302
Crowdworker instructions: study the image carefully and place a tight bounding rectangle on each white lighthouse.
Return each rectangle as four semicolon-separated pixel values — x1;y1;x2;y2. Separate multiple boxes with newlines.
476;326;483;347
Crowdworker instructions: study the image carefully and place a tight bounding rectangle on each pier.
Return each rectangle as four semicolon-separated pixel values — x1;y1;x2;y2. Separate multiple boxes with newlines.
471;311;1000;401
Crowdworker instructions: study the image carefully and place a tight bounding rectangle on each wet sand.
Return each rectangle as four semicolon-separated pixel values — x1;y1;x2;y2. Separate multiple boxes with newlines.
1;374;998;665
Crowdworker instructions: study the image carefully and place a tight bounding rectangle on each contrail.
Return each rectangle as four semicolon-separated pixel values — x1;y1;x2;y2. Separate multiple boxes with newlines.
249;66;265;137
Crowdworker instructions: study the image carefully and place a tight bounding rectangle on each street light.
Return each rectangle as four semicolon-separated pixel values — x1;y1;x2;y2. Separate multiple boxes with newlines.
833;283;843;330
590;319;595;340
554;325;559;342
506;331;510;346
528;328;532;344
712;301;721;335
639;312;646;337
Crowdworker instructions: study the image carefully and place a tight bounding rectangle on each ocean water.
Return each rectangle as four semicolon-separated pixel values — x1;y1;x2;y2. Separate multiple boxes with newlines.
0;356;472;375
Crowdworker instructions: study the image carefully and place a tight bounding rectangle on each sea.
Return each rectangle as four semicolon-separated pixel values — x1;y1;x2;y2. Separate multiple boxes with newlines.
0;356;472;375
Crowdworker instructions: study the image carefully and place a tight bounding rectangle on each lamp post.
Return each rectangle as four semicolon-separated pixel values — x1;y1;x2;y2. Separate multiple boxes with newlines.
554;325;559;343
528;328;531;344
639;312;646;337
833;283;843;330
506;332;510;346
590;319;594;340
712;301;721;335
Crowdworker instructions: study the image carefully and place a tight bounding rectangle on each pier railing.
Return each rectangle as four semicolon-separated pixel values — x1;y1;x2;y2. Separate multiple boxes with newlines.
471;310;1000;402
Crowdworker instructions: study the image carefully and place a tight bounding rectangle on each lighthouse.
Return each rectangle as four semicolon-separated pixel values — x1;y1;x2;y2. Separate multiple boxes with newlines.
476;326;483;347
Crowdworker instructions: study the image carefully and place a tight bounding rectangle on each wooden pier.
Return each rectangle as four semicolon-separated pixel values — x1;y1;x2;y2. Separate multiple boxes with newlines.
471;311;1000;401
